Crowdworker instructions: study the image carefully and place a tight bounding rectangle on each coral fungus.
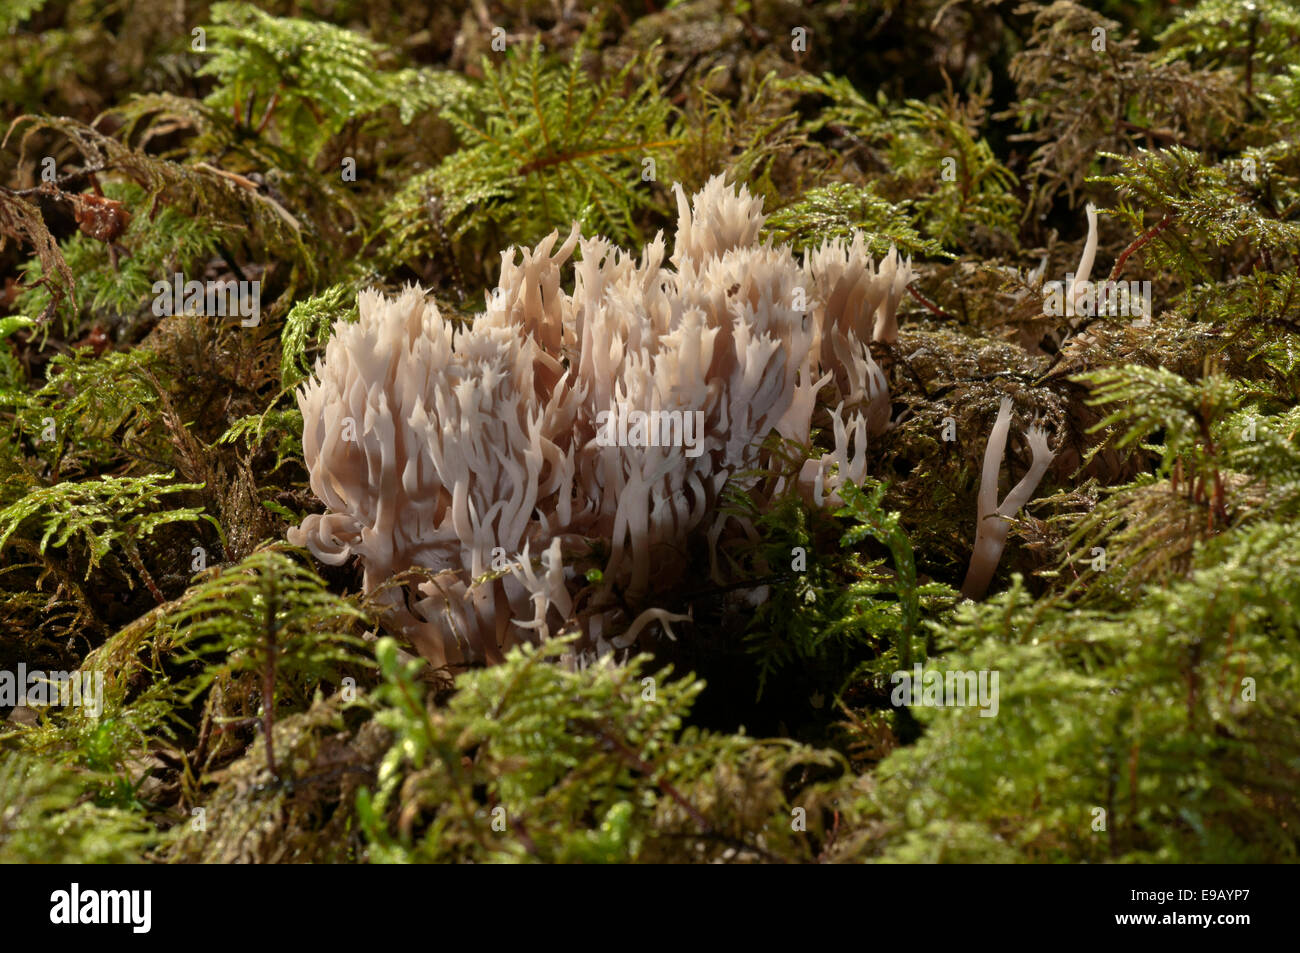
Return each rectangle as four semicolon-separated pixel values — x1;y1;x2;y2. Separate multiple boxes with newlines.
961;398;1056;600
290;175;913;667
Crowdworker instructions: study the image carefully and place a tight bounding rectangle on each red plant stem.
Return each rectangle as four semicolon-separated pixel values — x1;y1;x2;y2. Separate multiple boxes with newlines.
1109;213;1174;283
907;284;956;321
256;88;281;136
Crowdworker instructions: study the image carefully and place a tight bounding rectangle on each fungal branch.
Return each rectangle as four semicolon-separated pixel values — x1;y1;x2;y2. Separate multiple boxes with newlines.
1068;202;1098;321
961;397;1056;600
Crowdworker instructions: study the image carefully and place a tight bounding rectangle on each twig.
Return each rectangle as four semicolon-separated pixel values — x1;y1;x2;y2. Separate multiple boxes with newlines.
1108;212;1174;283
580;718;712;833
0;162;110;197
1116;119;1192;148
907;284;957;322
255;87;282;136
123;536;166;605
261;587;279;780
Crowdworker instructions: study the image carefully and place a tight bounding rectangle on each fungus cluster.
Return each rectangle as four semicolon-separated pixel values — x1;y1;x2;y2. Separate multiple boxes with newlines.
289;175;913;667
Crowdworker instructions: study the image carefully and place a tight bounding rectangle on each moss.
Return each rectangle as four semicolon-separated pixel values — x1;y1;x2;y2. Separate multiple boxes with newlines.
0;0;1297;863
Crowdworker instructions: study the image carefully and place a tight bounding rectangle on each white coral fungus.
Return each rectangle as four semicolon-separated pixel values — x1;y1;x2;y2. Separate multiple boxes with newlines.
289;175;914;667
960;397;1056;600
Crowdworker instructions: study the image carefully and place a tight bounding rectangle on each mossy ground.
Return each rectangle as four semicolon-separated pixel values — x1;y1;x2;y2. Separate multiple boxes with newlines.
1;0;1298;863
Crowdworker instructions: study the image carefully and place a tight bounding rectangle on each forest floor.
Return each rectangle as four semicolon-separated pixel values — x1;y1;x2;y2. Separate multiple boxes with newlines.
0;0;1297;863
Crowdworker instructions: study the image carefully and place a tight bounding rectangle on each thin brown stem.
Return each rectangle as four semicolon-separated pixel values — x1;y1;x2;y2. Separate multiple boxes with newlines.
255;87;282;136
579;718;712;833
261;586;278;780
1108;212;1174;283
907;284;957;321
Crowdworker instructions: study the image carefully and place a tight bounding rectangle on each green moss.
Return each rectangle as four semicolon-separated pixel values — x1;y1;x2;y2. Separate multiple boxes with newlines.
0;0;1298;863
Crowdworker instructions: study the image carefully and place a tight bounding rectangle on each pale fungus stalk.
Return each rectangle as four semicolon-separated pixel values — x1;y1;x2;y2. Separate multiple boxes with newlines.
961;397;1056;600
